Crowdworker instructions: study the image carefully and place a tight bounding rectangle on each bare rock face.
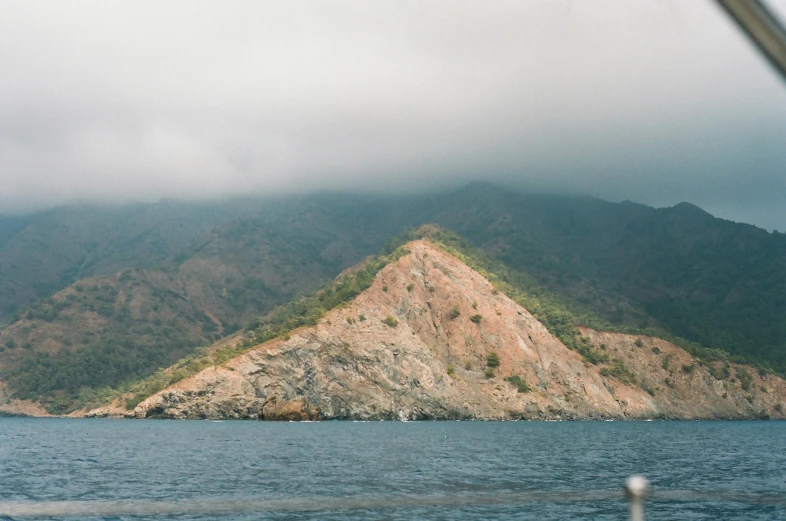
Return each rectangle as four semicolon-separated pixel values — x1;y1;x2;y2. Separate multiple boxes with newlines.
134;241;786;421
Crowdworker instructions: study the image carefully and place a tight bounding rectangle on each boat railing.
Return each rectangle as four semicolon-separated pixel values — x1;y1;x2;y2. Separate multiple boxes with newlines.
2;475;785;519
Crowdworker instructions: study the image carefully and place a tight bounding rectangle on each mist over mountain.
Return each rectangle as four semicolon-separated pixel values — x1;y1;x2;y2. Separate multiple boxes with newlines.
2;2;786;231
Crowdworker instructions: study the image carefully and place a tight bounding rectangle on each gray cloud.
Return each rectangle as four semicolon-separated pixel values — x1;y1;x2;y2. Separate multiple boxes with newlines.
1;0;785;229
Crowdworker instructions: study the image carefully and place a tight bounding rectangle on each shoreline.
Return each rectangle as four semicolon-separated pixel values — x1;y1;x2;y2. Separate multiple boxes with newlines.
2;414;781;421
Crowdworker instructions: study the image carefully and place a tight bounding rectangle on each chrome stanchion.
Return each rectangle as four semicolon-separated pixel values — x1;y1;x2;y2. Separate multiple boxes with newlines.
625;475;649;521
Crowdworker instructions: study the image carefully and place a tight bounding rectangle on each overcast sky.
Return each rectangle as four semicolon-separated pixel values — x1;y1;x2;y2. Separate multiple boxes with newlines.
1;1;785;229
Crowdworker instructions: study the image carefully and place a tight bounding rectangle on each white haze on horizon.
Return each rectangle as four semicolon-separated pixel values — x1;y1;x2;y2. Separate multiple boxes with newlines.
1;1;785;229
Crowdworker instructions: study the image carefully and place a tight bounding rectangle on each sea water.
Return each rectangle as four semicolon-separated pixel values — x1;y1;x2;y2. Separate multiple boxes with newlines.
1;419;784;520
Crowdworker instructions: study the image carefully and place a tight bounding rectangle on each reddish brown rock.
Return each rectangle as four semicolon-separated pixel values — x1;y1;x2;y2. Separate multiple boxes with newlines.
132;241;786;420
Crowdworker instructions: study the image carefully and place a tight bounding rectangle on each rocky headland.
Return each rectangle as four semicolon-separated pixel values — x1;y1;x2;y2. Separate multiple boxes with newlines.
126;241;786;421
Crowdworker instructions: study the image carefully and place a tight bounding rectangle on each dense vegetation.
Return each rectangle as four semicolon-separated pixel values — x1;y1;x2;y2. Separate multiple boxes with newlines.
0;272;217;413
0;201;271;326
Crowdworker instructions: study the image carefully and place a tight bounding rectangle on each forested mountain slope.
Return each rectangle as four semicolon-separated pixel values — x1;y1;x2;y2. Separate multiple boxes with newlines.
0;193;431;326
0;200;273;325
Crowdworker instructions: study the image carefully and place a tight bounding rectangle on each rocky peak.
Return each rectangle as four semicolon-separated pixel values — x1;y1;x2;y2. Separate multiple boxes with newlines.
132;241;786;421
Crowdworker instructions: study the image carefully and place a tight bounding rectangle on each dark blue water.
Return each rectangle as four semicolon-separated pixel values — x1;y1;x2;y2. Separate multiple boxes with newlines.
1;419;784;520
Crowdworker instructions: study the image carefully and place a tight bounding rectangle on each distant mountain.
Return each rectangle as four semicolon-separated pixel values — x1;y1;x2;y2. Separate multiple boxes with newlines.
0;184;784;413
0;193;434;326
0;199;271;325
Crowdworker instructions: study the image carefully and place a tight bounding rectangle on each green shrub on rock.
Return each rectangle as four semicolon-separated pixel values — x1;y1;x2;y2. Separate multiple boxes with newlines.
382;315;398;328
486;351;500;368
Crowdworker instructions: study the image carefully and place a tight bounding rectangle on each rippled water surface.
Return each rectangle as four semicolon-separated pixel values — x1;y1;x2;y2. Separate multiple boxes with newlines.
1;419;785;520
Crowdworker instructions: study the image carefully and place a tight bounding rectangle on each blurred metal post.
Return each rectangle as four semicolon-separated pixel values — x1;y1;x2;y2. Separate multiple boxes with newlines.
715;0;786;83
625;475;649;521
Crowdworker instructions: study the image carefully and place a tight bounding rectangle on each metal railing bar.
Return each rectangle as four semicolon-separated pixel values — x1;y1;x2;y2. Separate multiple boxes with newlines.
1;487;784;518
716;0;786;82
